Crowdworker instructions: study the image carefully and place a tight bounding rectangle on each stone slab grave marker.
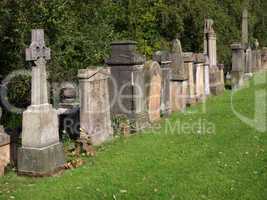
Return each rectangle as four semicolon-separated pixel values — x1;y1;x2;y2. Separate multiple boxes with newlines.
194;53;205;102
169;39;188;112
106;41;149;131
0;123;10;176
262;47;267;69
184;52;196;105
170;39;188;80
78;68;113;145
204;55;211;96
18;29;65;176
231;43;245;89
153;51;171;117
144;61;162;123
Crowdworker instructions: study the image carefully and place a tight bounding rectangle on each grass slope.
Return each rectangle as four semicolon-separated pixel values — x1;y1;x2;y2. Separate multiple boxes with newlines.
0;72;267;200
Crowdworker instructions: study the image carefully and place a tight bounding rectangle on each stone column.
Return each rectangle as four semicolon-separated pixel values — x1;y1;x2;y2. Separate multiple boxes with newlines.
0;126;10;176
184;52;196;105
208;32;217;67
18;29;65;176
153;51;171;117
78;68;113;145
242;8;249;49
204;19;217;68
231;43;244;89
194;53;205;102
106;41;149;131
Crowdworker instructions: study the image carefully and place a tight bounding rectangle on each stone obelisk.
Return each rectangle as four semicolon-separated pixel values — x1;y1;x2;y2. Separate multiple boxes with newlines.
18;29;65;176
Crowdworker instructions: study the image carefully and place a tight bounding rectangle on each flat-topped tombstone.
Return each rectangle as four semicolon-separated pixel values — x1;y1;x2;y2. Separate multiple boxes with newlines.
194;53;205;101
262;47;267;69
0;126;10;176
184;52;196;105
231;43;244;89
144;61;162;123
18;29;65;176
170;39;188;80
106;41;149;131
78;68;113;145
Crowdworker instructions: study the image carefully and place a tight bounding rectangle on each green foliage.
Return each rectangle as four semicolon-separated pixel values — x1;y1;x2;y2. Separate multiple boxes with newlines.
0;0;266;128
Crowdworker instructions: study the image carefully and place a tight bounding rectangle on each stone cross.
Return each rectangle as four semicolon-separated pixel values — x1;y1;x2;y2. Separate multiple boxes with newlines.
26;29;51;106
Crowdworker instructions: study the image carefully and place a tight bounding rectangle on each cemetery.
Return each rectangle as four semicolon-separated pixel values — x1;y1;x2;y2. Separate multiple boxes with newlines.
0;1;267;199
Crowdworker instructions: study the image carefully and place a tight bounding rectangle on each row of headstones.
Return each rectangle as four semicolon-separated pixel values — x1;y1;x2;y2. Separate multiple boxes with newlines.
79;39;225;145
231;42;267;89
0;25;225;176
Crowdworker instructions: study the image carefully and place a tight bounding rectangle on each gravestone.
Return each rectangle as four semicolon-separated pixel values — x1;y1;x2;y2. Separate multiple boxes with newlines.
144;61;162;122
106;41;149;131
245;47;253;74
78;68;113;145
0;125;10;176
170;39;187;80
170;81;187;112
18;29;65;176
184;52;196;105
231;43;245;89
204;55;211;96
262;47;267;69
169;39;188;112
194;53;205;102
153;51;171;117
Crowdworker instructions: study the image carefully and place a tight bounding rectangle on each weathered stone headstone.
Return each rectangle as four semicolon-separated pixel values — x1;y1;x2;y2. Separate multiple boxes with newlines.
245;47;253;74
170;81;187;112
106;41;149;131
78;68;113;145
204;19;217;67
170;39;188;80
0;125;10;176
184;52;196;105
18;29;65;176
252;49;262;72
231;43;245;89
209;64;225;95
194;53;205;102
153;51;171;117
204;55;211;96
262;47;267;69
144;61;162;122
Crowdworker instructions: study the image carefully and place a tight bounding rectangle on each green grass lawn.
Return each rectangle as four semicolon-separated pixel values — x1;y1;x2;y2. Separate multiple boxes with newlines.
1;72;267;200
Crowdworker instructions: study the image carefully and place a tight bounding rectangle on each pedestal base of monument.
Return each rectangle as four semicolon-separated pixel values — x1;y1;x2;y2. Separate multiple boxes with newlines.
209;69;225;96
231;71;244;89
186;97;197;106
17;143;65;177
129;112;150;132
210;83;225;96
0;129;10;176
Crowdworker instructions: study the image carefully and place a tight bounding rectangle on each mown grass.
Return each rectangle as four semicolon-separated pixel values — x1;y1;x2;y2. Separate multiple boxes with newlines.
0;72;267;200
